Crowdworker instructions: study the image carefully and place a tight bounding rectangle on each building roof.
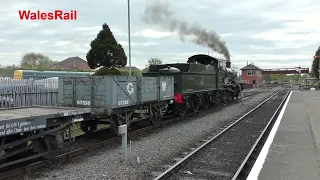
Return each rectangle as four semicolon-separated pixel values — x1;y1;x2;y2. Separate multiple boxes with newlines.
240;64;262;70
51;56;91;70
55;56;87;66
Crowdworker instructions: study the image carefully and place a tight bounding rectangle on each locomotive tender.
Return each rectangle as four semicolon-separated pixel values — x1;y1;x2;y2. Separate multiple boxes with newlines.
0;54;242;168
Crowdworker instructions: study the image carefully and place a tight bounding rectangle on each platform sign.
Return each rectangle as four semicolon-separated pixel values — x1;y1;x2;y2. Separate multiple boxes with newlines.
0;119;47;137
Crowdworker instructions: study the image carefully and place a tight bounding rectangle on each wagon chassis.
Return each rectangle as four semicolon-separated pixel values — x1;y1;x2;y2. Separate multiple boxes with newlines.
107;100;172;135
0;107;91;170
0;122;67;169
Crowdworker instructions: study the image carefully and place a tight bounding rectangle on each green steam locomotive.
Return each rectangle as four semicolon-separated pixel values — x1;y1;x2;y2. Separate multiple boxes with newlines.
143;54;242;116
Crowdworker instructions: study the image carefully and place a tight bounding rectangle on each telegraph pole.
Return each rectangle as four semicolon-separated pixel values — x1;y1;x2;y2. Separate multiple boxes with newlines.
127;0;132;76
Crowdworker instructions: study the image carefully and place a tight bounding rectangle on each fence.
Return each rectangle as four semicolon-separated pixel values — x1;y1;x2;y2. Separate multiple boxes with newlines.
0;78;59;108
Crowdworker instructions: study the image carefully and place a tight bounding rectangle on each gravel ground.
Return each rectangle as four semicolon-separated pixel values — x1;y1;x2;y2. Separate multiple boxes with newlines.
17;87;282;180
165;89;289;180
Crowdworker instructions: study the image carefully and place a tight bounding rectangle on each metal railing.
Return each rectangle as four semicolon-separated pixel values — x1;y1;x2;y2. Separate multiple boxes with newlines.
0;78;59;108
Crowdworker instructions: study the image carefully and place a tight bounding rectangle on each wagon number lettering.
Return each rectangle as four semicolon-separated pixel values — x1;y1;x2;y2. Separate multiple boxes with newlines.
77;100;91;106
118;100;129;106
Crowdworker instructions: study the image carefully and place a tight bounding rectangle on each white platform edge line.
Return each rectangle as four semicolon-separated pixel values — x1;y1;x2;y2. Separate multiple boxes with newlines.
246;90;293;180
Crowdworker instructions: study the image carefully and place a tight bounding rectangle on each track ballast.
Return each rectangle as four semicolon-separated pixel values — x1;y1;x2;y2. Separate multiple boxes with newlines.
151;88;290;180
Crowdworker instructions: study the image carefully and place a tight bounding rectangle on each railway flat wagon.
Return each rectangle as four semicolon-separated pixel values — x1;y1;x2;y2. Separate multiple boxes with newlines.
0;106;91;169
58;75;174;135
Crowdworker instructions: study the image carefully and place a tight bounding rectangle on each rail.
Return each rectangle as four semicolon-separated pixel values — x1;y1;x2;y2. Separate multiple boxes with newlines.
153;88;289;180
231;89;291;179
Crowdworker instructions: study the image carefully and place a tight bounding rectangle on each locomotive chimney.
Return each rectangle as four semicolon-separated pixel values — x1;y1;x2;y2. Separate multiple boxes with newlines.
226;61;231;68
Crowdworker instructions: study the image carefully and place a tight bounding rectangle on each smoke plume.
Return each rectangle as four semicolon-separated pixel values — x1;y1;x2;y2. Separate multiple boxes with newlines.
141;1;230;61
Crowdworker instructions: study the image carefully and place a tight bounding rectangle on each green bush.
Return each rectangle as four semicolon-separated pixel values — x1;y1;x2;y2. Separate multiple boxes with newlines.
131;70;142;77
120;70;129;76
93;67;121;76
117;69;142;76
92;67;143;77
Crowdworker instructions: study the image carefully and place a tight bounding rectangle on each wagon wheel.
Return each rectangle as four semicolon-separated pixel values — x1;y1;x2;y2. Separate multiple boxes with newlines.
80;120;98;134
110;115;121;136
150;108;160;126
202;95;210;109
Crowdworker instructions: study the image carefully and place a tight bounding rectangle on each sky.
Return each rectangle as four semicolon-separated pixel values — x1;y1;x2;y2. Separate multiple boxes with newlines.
0;0;319;72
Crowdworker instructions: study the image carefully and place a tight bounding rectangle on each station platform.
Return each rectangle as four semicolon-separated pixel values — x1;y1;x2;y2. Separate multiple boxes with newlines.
247;90;320;180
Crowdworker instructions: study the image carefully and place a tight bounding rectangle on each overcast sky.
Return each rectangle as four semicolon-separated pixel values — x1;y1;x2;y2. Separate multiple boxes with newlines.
0;0;319;70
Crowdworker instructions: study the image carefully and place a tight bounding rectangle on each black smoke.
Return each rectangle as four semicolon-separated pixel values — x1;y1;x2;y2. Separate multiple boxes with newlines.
141;1;230;61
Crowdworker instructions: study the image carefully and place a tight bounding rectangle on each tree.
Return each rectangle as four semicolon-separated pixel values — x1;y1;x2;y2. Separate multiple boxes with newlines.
0;65;16;77
142;57;163;72
148;58;162;65
311;46;320;78
86;23;127;71
119;69;143;76
20;52;55;69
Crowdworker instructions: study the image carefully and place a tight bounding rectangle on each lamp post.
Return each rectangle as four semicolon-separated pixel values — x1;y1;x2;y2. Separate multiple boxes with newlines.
127;0;132;76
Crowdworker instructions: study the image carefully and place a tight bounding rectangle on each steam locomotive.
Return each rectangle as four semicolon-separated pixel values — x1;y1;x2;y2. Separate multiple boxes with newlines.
143;54;242;117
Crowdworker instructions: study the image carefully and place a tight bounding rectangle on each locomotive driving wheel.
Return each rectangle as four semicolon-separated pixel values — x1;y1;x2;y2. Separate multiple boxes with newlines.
220;91;226;104
227;92;233;102
235;93;239;100
191;96;200;112
216;90;223;104
202;95;210;109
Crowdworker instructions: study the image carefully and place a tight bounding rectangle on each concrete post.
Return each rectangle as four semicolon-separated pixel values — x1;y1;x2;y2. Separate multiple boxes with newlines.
118;124;128;162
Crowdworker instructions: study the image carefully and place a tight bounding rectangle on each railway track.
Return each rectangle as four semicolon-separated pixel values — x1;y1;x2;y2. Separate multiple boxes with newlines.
150;88;291;180
0;89;270;180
